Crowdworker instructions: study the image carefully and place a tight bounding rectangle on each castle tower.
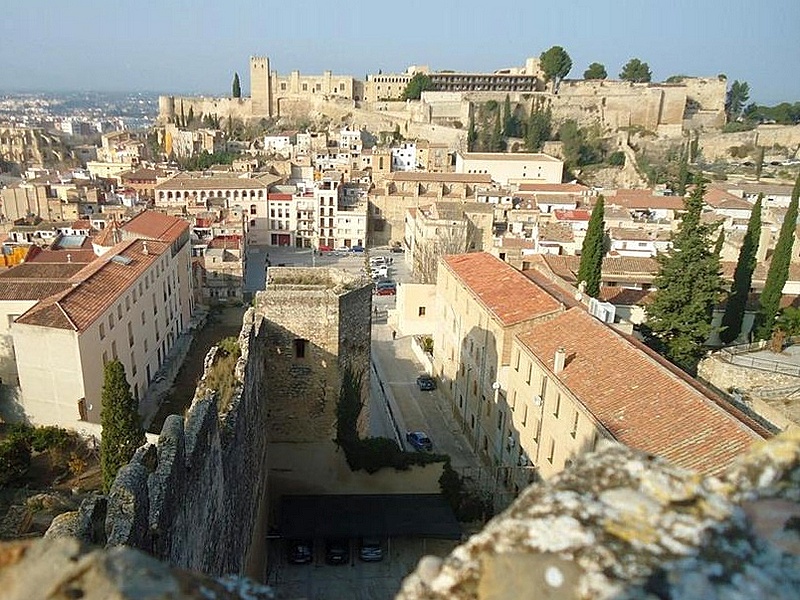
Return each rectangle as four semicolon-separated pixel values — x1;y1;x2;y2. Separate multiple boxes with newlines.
250;56;272;117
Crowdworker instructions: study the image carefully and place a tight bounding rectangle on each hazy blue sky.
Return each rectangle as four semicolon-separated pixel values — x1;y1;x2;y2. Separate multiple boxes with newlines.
2;0;798;104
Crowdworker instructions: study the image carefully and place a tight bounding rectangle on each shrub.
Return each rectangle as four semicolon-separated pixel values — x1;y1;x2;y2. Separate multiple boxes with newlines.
0;437;32;486
31;426;72;452
608;151;625;166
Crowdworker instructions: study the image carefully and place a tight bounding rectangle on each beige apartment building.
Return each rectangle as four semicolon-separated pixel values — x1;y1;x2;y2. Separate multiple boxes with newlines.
10;211;194;427
454;152;564;186
431;253;763;503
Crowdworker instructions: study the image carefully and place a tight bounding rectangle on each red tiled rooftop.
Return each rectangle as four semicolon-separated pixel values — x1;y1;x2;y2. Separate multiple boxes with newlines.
517;183;589;194
553;209;590;221
16;238;169;332
121;210;188;243
442;253;561;326
516;308;762;476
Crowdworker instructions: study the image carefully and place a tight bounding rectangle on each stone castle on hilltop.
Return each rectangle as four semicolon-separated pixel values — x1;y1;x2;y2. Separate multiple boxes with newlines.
158;55;728;137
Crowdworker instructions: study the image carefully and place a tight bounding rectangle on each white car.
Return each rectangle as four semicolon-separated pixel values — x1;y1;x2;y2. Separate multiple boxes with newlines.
371;266;388;278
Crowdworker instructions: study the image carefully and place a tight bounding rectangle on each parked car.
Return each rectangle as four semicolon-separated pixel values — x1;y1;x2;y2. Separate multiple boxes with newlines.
287;539;313;564
370;256;387;266
351;245;365;253
416;375;436;391
334;246;351;254
406;431;433;452
325;538;349;565
390;246;405;253
375;286;396;296
318;245;333;253
371;265;389;278
359;537;383;562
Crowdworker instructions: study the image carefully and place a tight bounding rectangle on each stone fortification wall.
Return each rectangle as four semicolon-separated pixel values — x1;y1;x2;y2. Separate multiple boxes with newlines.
256;269;373;442
48;309;270;578
697;124;800;162
158;95;255;124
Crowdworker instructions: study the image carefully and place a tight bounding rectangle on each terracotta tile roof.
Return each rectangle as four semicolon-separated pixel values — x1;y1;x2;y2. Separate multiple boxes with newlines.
388;172;492;183
598;286;653;305
609;227;670;241
607;193;684;211
442;253;562;326
0;262;85;281
0;280;73;301
517;183;589;194
460;152;561;162
497;237;536;249
121;210;189;243
539;222;574;243
15;238;168;332
541;255;660;282
155;173;271;191
703;187;753;210
553;209;590;221
24;247;97;264
517;307;763;475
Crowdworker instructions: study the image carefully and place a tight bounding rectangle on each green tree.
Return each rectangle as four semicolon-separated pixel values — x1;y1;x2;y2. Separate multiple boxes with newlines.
714;229;725;256
725;80;749;121
720;195;762;344
620;58;652;83
539;46;572;90
525;101;552;152
643;179;724;374
754;174;800;340
502;95;518;137
674;150;690;196
583;62;607;80
558;120;601;171
402;73;433;100
577;196;605;297
100;360;145;492
232;72;241;98
187;106;194;126
467;115;477;151
754;146;765;180
490;110;503;152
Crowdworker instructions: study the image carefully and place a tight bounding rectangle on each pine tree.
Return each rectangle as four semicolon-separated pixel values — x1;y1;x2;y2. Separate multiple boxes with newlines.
232;72;242;98
577;195;605;298
754;175;800;339
100;360;145;492
720;195;762;344
187;106;194;126
643;179;724;374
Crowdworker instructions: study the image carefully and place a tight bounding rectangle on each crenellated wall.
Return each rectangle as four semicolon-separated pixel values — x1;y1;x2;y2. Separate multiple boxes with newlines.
49;309;271;579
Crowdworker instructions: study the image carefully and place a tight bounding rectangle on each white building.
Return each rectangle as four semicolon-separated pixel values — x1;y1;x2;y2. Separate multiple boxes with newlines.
391;142;417;172
455;152;563;186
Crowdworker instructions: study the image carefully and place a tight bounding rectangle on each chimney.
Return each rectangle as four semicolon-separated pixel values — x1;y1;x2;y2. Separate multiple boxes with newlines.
142;241;149;255
554;347;566;374
755;225;770;263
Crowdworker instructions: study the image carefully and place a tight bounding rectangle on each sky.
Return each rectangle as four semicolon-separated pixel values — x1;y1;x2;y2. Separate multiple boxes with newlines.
1;0;799;105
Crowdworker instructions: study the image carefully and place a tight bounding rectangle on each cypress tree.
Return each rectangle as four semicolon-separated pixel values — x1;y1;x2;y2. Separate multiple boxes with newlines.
577;195;605;298
720;195;763;344
490;110;502;152
754;174;800;339
502;94;516;138
467;115;477;152
100;360;145;492
187;106;194;126
643;178;724;374
232;72;242;98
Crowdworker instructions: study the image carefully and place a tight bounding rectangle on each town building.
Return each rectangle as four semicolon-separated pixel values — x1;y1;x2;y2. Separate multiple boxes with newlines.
455;152;563;186
6;211;194;428
430;252;763;503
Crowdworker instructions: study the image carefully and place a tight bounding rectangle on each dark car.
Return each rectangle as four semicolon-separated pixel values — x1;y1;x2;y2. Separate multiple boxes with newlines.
416;375;436;391
325;538;349;565
351;245;365;253
287;539;313;565
390;246;405;253
406;431;433;452
359;537;383;562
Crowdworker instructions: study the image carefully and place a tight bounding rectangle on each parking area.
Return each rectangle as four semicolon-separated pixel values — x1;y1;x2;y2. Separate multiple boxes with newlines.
268;536;457;599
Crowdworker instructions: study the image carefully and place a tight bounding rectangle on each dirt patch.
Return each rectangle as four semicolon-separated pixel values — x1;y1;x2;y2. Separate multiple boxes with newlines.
148;305;246;433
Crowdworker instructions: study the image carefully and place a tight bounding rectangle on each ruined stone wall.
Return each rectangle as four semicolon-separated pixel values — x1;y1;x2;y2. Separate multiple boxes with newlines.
697;124;800;161
48;309;270;579
158;96;255;124
256;269;372;442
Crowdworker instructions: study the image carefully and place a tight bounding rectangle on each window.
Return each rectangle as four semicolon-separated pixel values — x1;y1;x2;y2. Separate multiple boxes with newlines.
111;341;117;361
99;323;105;340
418;306;426;317
109;314;114;329
131;353;137;376
522;404;528;427
125;296;130;311
525;363;532;384
547;438;555;464
571;410;579;438
117;305;122;320
141;311;146;325
553;393;561;418
484;395;490;416
497;410;503;430
510;390;517;411
128;322;134;347
294;338;307;359
514;351;520;371
102;351;108;365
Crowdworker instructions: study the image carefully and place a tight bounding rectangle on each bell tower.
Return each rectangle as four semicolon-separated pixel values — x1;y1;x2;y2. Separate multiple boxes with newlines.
250;56;272;117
